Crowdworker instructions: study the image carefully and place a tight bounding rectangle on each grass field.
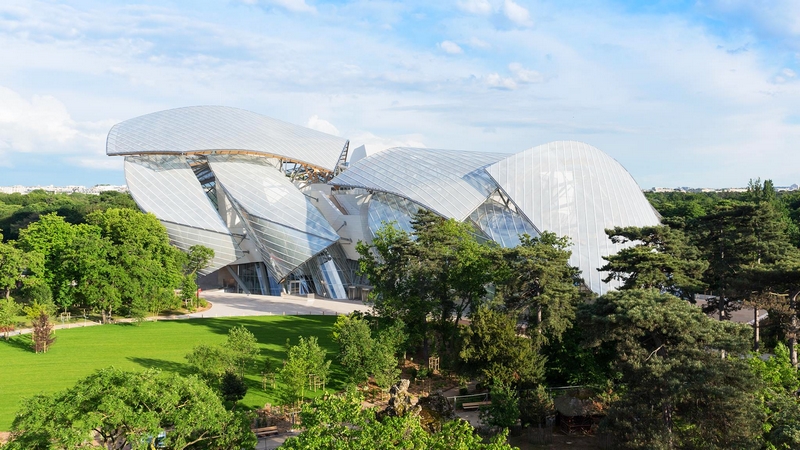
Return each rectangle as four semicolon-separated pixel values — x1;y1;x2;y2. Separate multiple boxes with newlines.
0;315;342;431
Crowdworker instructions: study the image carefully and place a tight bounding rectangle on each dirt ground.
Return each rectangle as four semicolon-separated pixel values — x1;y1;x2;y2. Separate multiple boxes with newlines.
508;432;606;450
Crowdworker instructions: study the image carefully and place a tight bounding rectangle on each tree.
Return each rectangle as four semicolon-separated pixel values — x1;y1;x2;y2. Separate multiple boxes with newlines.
186;325;260;383
280;336;331;404
17;213;83;310
598;225;706;299
4;367;256;450
0;296;22;340
25;301;55;353
88;208;184;317
332;313;374;384
282;389;517;450
459;306;544;386
226;325;259;378
480;384;520;430
496;232;581;344
332;314;405;389
357;210;495;362
219;370;248;406
180;245;214;309
0;238;26;299
583;289;764;449
186;343;234;382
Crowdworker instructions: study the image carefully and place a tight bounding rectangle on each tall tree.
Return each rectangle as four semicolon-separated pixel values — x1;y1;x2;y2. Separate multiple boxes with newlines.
582;289;763;449
357;210;495;361
496;232;581;344
599;225;707;299
459;306;544;387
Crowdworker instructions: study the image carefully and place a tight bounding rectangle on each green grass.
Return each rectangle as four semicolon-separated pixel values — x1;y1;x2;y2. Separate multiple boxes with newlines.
0;315;343;431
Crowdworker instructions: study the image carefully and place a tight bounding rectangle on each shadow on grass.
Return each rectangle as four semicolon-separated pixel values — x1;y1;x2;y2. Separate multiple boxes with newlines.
174;315;349;392
2;334;33;353
128;357;193;376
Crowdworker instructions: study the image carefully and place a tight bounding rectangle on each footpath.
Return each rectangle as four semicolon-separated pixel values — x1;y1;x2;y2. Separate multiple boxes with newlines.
10;290;370;337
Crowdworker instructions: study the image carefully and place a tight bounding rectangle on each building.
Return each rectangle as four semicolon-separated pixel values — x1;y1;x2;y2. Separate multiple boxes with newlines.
106;105;660;298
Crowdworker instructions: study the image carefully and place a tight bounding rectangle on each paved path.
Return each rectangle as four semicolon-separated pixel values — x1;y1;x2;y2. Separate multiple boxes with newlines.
186;290;371;318
11;291;370;335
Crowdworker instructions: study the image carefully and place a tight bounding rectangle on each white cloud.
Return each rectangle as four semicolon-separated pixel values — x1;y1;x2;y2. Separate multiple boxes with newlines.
305;115;340;136
439;40;463;54
0;86;78;152
783;68;797;78
0;85;113;174
508;62;543;83
485;73;517;90
239;0;316;13
503;0;532;27
457;0;492;15
348;131;426;156
468;37;491;49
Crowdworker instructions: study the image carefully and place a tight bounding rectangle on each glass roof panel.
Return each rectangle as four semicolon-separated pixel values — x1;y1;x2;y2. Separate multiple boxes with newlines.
107;106;347;171
330;147;508;221
485;141;660;294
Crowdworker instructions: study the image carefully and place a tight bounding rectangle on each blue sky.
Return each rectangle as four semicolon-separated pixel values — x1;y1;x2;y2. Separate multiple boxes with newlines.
0;0;798;188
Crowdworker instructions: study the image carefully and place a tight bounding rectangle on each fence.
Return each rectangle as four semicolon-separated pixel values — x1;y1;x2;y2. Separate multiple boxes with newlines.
446;392;489;409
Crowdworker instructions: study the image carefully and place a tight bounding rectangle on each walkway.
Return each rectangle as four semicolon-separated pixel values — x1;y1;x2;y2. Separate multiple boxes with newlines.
11;290;370;334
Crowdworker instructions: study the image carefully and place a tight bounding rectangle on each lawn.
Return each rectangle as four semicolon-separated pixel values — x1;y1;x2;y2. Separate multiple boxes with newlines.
0;315;342;431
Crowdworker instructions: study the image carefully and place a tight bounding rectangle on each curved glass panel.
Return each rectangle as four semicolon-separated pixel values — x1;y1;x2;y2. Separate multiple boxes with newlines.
367;192;421;238
207;154;338;279
124;155;239;274
331;147;507;221
486;141;660;294
468;196;539;248
108;106;347;171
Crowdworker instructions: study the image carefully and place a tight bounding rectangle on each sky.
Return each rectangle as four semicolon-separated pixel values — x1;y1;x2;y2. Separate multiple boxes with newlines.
0;0;798;189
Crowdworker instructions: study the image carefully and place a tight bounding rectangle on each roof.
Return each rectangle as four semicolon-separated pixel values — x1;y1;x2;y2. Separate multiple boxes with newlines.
330;147;508;221
485;141;661;294
107;106;347;171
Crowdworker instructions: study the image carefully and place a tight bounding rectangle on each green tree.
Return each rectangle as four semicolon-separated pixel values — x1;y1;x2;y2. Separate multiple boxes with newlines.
4;367;256;450
0;296;22;340
219;370;248;407
459;306;544;386
186;343;234;383
332;313;374;384
16;214;81;310
225;325;259;378
480;384;520;430
357;210;495;361
282;389;517;450
496;232;581;344
583;289;764;449
599;225;707;299
280;336;331;404
0;238;26;299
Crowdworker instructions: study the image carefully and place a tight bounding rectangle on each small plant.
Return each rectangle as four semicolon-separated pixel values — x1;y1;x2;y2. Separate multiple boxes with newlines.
480;384;520;430
519;385;555;427
417;367;430;379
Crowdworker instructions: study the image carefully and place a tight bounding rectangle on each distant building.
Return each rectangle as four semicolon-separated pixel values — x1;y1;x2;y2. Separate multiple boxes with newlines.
106;106;660;298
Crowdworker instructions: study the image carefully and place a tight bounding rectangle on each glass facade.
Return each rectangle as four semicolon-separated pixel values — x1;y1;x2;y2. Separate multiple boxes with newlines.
208;154;339;280
112;107;661;297
332;147;507;221
124;155;240;274
486;141;661;294
108;105;348;171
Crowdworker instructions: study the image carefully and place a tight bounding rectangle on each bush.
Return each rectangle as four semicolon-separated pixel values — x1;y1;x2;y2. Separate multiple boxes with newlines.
519;385;555;427
480;384;519;430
